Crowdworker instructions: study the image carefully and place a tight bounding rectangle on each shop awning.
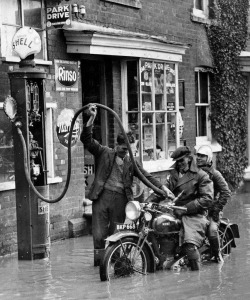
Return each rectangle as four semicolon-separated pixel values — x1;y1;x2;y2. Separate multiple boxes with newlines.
63;21;189;62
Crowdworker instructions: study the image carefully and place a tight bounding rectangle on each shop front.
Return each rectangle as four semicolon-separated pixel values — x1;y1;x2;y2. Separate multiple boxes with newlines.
64;22;188;197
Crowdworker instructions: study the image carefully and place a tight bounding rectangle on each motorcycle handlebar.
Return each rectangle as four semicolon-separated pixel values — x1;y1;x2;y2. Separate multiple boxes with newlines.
145;202;187;212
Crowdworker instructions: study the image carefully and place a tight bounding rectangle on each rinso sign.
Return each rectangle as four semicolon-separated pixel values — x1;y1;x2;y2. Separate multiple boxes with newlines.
55;60;79;92
12;27;41;59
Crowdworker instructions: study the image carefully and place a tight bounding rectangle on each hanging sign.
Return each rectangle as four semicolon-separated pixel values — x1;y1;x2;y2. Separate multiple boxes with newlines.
55;60;79;92
46;4;71;28
12;27;41;59
56;109;81;148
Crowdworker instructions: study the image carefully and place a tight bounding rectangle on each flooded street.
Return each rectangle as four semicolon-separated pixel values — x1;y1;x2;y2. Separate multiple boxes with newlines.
1;193;250;300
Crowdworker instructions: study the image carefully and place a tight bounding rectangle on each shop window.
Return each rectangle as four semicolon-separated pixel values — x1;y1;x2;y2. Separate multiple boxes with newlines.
122;60;181;171
0;0;47;60
195;67;211;144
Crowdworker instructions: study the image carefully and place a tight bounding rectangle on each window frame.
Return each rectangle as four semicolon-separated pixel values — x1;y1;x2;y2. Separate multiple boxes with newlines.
195;67;212;145
121;59;181;173
0;0;48;61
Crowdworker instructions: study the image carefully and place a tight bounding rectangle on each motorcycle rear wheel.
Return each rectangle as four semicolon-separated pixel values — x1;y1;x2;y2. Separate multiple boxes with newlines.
219;227;231;255
100;237;152;281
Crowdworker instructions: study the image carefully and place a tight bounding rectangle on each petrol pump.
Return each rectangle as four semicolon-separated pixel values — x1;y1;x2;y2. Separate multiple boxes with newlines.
4;27;166;262
4;27;50;260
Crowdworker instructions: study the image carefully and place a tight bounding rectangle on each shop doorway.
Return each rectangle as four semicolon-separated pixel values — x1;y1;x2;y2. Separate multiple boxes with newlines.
81;59;108;145
81;59;110;197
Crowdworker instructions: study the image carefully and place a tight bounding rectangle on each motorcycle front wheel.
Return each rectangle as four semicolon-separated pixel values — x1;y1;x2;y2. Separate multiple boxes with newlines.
100;237;152;281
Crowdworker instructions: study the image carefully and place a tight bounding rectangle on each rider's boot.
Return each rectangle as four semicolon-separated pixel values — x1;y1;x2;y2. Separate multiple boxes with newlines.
184;243;200;271
209;237;224;263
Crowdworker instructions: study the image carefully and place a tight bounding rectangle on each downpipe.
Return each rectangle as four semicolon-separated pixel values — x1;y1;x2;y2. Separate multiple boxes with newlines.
15;103;165;203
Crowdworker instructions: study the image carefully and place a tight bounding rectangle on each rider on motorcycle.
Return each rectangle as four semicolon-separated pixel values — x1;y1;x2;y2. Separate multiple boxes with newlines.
195;145;231;263
166;146;214;270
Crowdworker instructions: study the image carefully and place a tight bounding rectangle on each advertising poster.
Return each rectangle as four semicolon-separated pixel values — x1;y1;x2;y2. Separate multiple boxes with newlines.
154;62;164;94
140;61;152;93
46;5;71;28
55;60;79;92
144;126;153;150
56;108;80;148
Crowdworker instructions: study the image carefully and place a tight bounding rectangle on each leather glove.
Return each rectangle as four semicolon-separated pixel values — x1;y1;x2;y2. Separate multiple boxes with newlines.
174;208;186;219
211;208;222;222
161;185;175;200
185;200;198;215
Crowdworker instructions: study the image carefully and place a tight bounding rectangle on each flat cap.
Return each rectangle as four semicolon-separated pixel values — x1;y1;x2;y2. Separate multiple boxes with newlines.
171;146;191;161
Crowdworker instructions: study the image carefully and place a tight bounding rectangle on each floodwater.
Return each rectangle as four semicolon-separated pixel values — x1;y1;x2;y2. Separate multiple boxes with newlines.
1;193;250;300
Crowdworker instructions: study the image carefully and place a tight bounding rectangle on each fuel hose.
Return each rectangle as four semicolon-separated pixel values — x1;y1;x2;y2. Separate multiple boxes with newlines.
17;103;165;203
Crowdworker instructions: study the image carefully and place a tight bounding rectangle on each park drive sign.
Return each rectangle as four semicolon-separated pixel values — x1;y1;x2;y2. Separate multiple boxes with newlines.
12;27;41;59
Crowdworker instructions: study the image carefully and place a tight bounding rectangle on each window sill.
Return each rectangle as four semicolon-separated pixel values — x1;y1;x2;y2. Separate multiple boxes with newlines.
0;181;15;191
143;158;175;173
100;0;141;8
0;177;63;192
191;9;211;24
48;177;63;184
1;56;52;66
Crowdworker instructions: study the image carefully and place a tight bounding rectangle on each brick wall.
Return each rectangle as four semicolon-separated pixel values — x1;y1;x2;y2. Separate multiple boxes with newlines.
0;0;213;255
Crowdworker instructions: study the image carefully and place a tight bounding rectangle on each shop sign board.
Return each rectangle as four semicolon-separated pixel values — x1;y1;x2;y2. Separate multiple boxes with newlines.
56;108;80;148
46;4;71;28
55;60;79;92
12;27;41;59
84;150;95;197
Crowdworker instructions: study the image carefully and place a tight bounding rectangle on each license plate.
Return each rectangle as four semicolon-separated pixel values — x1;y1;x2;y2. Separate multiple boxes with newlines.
116;223;136;231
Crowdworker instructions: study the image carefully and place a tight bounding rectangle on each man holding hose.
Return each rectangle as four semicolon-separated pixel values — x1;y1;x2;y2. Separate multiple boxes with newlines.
81;104;174;266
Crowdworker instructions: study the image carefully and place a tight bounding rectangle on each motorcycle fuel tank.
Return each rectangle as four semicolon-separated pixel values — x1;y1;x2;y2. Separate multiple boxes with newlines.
152;213;181;235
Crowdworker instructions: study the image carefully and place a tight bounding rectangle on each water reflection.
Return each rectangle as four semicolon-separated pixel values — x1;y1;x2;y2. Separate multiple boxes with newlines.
1;194;250;299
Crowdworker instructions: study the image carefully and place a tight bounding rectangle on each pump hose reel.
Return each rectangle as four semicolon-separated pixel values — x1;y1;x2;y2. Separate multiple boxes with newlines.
13;103;166;203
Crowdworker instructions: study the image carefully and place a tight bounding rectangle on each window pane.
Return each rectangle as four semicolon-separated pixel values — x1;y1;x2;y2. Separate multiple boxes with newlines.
23;0;42;29
142;94;152;111
166;64;176;111
197;106;207;136
141;60;152;93
1;26;19;57
195;72;199;103
200;72;208;103
154;62;164;95
0;111;14;183
143;124;154;160
156;116;166;160
195;0;203;10
1;0;21;25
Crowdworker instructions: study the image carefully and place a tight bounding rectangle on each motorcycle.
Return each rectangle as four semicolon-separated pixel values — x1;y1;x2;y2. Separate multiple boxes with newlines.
99;195;240;281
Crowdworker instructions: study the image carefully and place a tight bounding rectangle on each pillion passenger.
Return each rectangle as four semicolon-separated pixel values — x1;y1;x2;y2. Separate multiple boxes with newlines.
196;145;231;263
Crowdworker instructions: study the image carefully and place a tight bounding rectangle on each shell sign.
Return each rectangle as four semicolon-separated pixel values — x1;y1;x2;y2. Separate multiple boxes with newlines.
12;27;41;59
56;109;80;148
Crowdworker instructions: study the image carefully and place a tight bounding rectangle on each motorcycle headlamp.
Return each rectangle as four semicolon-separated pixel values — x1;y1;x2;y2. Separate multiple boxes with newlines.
144;212;152;222
125;201;141;221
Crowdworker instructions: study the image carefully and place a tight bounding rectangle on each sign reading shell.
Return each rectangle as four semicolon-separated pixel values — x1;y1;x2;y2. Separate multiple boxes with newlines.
55;60;79;92
12;27;41;59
